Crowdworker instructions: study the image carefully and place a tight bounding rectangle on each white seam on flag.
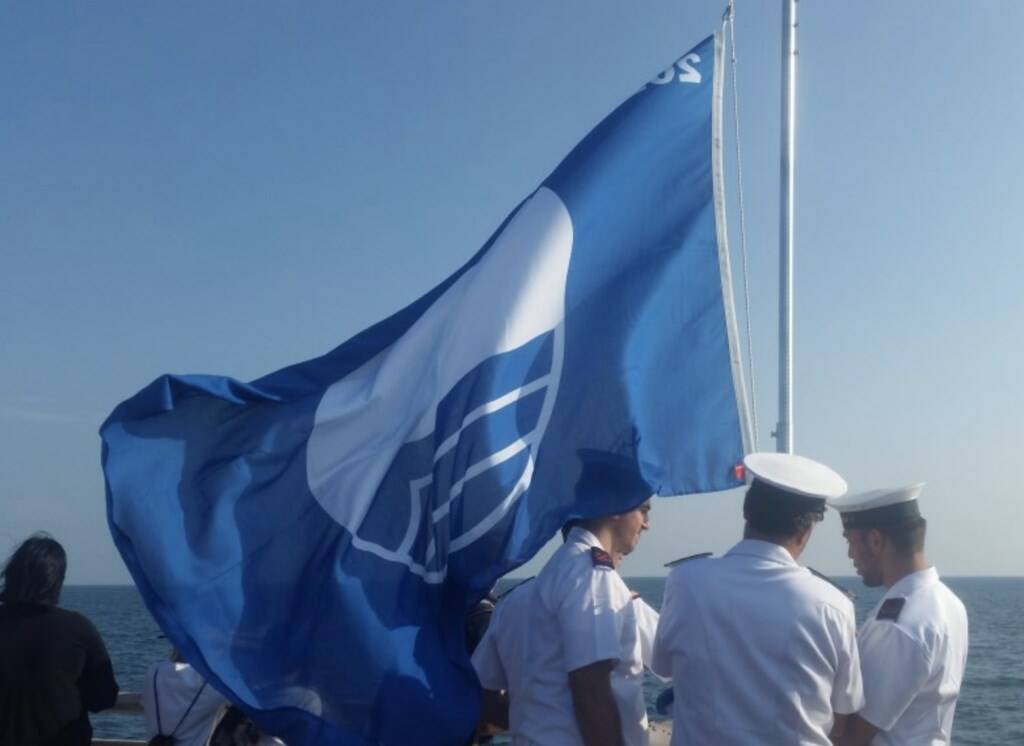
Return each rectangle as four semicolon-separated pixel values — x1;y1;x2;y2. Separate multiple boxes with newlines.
432;434;535;522
448;455;535;555
397;475;432;556
349;534;447;583
449;321;565;555
432;374;552;464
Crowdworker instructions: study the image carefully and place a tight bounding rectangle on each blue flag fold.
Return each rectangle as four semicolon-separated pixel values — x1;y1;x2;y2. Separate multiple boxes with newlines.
102;33;745;746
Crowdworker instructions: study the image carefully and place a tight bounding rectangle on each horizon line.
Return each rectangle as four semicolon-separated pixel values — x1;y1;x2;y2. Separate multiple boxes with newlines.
64;574;1024;587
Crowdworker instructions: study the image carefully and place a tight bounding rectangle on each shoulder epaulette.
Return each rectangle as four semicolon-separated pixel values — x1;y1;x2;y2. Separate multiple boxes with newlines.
590;547;615;569
807;567;856;601
664;552;712;568
877;597;906;621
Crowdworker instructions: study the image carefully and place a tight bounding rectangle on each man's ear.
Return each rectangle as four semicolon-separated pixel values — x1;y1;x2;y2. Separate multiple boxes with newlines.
796;523;814;551
866;528;885;553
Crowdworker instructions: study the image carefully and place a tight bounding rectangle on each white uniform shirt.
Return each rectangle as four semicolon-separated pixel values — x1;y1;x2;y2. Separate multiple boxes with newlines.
856;567;968;745
142;660;226;746
472;579;534;737
473;575;662;744
652;539;863;746
479;527;648;746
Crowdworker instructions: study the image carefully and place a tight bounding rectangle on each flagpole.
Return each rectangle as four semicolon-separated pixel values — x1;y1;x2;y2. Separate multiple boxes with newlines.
776;0;797;454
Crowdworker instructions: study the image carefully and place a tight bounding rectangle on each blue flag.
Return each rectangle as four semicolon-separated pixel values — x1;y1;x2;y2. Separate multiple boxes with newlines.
102;34;747;746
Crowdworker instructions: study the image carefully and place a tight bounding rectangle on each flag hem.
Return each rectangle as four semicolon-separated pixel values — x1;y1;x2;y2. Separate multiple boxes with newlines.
712;30;754;456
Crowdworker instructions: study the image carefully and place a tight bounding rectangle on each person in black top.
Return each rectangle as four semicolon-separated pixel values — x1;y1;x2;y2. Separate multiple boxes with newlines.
0;533;119;746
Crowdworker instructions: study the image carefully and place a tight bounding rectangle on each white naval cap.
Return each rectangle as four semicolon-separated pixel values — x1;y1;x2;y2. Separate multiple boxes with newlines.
741;453;847;521
743;452;848;500
828;483;925;529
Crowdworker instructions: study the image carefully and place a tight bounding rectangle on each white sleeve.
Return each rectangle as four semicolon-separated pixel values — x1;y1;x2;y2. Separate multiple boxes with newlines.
560;568;626;673
858;623;931;730
471;621;508;691
650;572;679;679
827;603;864;715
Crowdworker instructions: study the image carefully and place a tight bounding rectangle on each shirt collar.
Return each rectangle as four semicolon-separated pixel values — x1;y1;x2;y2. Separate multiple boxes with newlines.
568;526;604;551
725;538;799;567
885;566;939;600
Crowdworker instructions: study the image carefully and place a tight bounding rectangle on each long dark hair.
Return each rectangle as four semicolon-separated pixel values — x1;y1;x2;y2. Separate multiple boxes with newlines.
0;533;67;606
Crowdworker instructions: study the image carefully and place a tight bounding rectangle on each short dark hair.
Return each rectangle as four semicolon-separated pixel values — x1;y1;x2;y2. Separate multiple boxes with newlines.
0;533;67;606
878;517;927;555
743;493;822;541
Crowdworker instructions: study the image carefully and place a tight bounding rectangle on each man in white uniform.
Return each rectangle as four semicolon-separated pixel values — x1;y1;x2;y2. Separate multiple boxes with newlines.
830;484;969;746
472;578;533;737
474;451;655;746
652;452;864;745
473;562;662;743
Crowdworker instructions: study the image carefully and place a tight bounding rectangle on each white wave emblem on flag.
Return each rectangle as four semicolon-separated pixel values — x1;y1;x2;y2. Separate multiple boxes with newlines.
306;187;573;582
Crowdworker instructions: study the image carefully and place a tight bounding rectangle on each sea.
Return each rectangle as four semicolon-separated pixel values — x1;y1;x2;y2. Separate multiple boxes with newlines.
65;577;1023;744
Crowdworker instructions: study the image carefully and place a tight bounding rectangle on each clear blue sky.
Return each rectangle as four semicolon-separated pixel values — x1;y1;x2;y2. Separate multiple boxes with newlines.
2;1;1021;583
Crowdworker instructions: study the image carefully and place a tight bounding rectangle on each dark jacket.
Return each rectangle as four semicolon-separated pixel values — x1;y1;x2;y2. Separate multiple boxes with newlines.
0;602;119;746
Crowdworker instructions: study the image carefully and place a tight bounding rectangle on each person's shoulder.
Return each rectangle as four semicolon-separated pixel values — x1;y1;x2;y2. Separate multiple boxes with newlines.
902;581;968;643
501;585;535;627
899;579;961;625
536;540;577;583
497;577;534;607
661;554;714;605
583;549;628;597
798;569;856;616
535;541;587;603
588;546;616;571
935;579;968;618
805;567;856;602
665;552;713;570
54;607;114;654
51;605;100;631
550;540;608;577
665;552;714;584
565;545;631;602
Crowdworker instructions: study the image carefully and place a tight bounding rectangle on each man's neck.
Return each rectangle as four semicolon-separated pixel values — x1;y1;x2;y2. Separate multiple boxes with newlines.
743;527;804;561
581;523;621;568
882;553;929;590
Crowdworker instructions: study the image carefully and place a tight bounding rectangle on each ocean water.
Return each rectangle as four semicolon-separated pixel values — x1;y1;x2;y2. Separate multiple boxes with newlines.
64;578;1023;744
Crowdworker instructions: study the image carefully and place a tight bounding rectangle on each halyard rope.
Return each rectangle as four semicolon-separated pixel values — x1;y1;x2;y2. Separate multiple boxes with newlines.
726;0;760;450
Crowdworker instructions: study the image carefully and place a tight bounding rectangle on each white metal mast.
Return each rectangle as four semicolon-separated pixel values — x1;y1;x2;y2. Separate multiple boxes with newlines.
776;0;797;454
